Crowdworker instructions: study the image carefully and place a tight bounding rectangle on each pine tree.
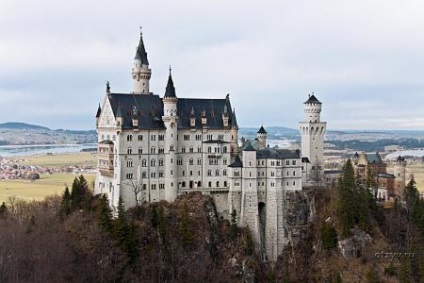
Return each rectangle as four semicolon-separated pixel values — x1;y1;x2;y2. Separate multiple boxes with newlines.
230;209;238;239
336;159;356;237
60;186;71;216
97;194;113;233
0;202;7;216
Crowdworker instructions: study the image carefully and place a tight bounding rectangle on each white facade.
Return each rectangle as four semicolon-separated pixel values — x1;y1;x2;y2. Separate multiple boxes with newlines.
95;32;305;262
299;94;327;184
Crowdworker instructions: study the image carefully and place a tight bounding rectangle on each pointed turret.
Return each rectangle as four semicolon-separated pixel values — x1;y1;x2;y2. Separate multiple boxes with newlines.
131;28;152;94
96;104;101;118
231;108;239;130
257;125;267;134
134;30;149;66
164;67;177;99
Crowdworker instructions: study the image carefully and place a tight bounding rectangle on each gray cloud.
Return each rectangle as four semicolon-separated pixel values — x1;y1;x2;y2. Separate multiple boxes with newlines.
1;0;423;130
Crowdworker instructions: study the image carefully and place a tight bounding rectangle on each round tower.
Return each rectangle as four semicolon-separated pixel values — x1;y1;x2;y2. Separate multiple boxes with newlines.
298;93;327;183
131;30;152;94
394;156;406;198
162;68;178;202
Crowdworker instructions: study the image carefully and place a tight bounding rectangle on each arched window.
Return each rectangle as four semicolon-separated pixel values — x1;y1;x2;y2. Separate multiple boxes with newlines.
151;159;156;166
223;170;227;176
223;146;227;153
208;146;212;153
159;159;164;166
142;159;147;167
216;181;219;187
207;170;212;176
142;172;147;178
189;158;194;165
215;169;220;176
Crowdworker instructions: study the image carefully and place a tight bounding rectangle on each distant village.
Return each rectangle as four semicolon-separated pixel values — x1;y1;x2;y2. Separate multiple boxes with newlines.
0;156;95;181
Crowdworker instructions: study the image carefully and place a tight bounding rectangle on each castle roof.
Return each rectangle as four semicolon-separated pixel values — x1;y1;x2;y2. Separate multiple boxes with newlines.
106;93;236;130
257;125;267;134
134;32;149;65
256;148;300;159
176;98;234;129
304;94;321;104
228;155;243;168
95;104;101;118
242;140;256;151
164;73;177;99
231;109;239;129
108;93;165;129
365;152;383;164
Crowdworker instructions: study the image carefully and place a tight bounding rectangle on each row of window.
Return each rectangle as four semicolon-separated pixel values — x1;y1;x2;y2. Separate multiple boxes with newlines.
131;169;229;179
257;160;297;166
126;134;165;142
126;146;229;155
233;181;297;187
180;180;228;188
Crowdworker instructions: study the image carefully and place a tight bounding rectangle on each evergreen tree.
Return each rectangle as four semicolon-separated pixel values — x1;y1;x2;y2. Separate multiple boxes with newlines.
321;221;338;249
60;186;71;216
97;194;113;233
336;159;356;237
0;202;7;216
179;204;194;250
70;175;90;209
230;209;238;239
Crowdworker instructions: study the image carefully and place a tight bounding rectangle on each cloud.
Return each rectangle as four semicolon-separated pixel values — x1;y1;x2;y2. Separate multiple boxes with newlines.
0;0;424;130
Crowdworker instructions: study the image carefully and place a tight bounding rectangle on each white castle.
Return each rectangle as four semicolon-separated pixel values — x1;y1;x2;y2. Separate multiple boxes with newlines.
95;31;326;261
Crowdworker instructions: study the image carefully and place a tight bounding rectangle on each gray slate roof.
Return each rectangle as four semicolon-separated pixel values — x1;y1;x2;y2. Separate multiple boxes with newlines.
256;148;300;159
96;104;101;118
108;93;165;129
304;94;321;104
164;74;177;98
134;33;149;65
365;152;383;164
257;125;267;134
229;155;243;167
106;93;236;130
176;98;234;129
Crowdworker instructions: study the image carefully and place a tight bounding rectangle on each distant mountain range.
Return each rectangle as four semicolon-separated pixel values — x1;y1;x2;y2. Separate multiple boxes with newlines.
0;122;96;145
1;122;424;148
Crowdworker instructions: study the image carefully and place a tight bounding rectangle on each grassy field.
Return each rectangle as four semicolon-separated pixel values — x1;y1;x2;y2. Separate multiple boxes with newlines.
18;152;97;167
408;163;424;192
0;152;96;204
0;173;95;204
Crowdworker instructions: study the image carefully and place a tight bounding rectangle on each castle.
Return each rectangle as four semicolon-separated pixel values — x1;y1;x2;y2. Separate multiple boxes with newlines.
94;31;326;261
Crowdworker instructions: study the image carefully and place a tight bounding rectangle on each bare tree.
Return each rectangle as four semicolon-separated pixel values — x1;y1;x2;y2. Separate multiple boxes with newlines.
127;179;144;206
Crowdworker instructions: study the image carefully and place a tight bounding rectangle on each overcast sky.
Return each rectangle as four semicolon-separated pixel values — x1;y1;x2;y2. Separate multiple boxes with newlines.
1;0;424;130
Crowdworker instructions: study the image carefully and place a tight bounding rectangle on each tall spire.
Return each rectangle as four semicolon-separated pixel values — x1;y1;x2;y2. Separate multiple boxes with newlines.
134;27;149;65
131;27;152;94
164;66;177;99
231;108;239;129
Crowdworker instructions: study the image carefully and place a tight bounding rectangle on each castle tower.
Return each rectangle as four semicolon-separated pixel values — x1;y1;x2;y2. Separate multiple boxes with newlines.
394;156;406;198
131;30;152;94
256;125;267;149
230;108;239;161
299;94;327;183
240;141;260;253
162;68;178;202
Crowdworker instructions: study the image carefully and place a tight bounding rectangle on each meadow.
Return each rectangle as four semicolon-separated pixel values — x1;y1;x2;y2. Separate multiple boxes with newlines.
0;153;96;205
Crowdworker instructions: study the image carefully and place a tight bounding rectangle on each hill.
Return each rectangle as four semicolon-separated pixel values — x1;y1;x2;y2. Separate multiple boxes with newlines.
0;122;50;131
0;122;96;145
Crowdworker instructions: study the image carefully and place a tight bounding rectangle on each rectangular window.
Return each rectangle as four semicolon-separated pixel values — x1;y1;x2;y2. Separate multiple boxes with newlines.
158;134;164;141
184;135;190;141
151;135;156;141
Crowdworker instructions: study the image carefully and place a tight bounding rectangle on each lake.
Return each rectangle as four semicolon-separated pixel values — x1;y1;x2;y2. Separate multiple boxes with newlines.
0;143;97;157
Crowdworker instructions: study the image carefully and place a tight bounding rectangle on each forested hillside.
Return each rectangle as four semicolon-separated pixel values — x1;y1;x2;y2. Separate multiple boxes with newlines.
1;172;424;282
